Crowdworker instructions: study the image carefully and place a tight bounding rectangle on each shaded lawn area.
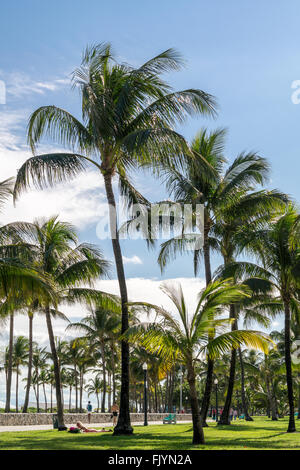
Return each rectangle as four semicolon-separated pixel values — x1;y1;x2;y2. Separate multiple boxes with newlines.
1;417;300;450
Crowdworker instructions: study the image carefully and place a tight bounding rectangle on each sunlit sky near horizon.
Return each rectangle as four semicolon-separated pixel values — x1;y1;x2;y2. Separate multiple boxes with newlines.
0;0;298;404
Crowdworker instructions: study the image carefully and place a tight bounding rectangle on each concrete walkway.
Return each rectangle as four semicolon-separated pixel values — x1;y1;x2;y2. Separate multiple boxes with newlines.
0;420;194;433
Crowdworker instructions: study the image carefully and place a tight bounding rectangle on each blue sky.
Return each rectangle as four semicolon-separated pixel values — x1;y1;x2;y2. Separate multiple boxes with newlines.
0;0;299;404
1;0;300;279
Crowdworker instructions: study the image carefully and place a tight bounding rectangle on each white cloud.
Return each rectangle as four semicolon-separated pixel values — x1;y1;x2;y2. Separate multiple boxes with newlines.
0;109;108;228
3;72;69;99
122;255;143;265
1;170;107;229
0;277;206;348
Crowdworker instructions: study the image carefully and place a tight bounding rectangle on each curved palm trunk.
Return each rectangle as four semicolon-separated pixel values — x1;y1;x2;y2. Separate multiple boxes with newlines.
23;313;33;413
187;359;205;445
218;305;236;425
238;348;253;421
45;306;65;427
104;173;132;435
5;313;14;412
200;223;214;426
284;299;296;432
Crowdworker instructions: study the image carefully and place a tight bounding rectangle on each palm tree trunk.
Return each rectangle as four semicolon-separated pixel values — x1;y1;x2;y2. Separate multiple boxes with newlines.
104;172;132;435
45;306;65;427
200;223;214;426
187;360;205;445
23;313;33;413
238;348;253;421
79;370;83;412
111;341;116;403
5;313;14;412
43;383;48;412
36;375;39;412
101;343;106;412
74;364;78;412
16;365;19;412
284;298;296;432
218;305;236;425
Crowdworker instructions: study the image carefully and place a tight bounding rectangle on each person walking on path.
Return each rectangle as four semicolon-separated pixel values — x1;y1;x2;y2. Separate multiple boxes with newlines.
111;403;119;427
87;401;93;424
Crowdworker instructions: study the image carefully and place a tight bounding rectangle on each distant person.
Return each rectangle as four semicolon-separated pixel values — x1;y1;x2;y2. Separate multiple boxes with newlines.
87;401;93;423
233;409;238;420
111;403;119;426
76;421;112;433
230;408;233;421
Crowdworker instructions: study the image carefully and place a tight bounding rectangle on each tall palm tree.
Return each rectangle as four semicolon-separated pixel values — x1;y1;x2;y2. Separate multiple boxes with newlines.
86;375;103;412
67;304;121;412
125;279;272;444
221;206;300;432
13;44;216;434
0;179;56;413
157;134;287;424
22;309;34;413
31;346;48;412
12;336;29;412
11;216;110;426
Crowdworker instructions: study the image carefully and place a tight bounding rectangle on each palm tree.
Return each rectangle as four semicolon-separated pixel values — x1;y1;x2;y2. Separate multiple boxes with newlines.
12;336;29;412
125;279;272;444
67;305;121;412
156;133;287;424
31;346;48;412
86;375;102;412
13;44;216;434
221;205;300;432
0;179;56;413
8;216;110;426
22;309;34;413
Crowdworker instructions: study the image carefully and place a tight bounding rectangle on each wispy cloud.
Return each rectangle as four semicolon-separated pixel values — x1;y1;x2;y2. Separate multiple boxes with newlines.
122;255;143;265
4;72;70;99
0;109;107;229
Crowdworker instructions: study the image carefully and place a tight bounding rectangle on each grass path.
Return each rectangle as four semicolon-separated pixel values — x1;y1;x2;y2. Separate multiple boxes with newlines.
0;417;300;450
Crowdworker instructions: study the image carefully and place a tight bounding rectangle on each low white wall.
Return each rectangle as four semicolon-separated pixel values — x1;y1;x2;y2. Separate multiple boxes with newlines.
0;412;192;426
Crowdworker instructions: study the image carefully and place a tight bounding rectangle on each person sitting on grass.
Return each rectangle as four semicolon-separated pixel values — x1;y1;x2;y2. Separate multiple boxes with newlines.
76;421;112;433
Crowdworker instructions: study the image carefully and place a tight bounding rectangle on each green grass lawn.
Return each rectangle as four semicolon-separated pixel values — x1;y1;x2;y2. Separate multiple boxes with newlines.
1;417;300;450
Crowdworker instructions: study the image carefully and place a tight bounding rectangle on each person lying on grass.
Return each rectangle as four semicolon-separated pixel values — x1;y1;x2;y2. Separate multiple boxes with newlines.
75;421;113;433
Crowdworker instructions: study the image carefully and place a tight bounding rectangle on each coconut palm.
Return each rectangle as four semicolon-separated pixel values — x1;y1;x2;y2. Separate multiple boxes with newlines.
9;216;110;425
125;279;272;444
86;375;103;412
156;133;287;424
67;305;121;412
31;346;48;412
13;43;216;434
12;336;29;412
220;205;300;432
